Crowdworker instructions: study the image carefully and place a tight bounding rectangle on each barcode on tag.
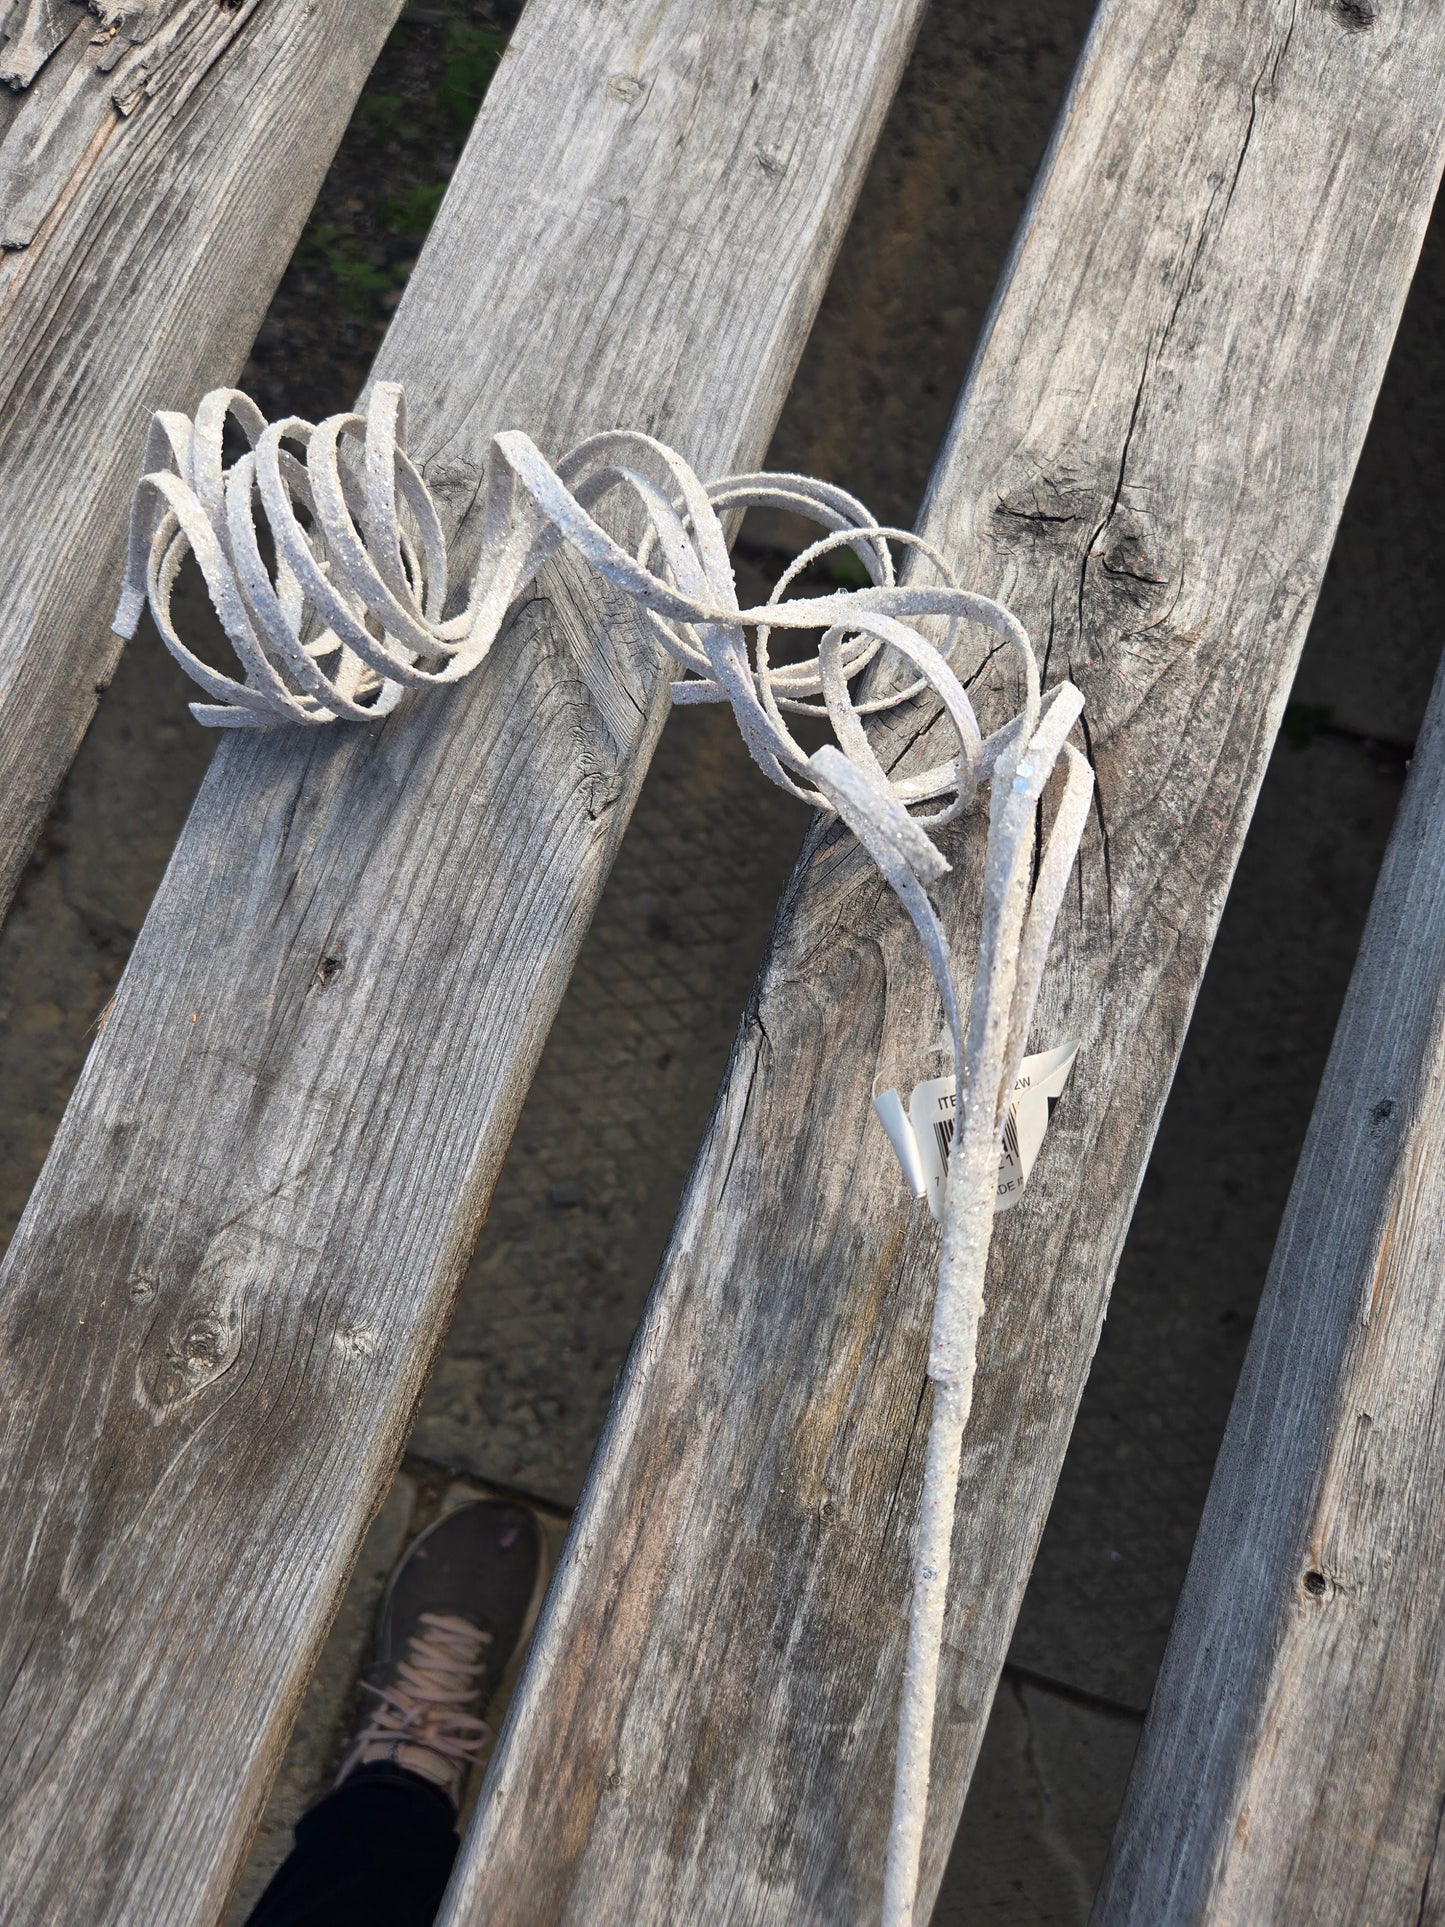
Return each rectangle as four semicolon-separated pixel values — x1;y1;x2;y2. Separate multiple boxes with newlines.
903;1041;1079;1222
934;1099;1026;1183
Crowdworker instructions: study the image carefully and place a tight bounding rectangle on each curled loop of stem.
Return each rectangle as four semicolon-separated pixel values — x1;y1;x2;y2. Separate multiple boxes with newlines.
113;381;1094;1927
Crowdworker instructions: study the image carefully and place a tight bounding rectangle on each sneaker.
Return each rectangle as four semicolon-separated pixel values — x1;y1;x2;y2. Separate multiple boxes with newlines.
335;1499;545;1808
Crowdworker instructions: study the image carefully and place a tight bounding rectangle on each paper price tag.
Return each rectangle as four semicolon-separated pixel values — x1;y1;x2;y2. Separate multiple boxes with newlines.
874;1042;1079;1222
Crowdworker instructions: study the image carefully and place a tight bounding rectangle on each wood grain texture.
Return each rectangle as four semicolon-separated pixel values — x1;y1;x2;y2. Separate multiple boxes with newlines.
0;3;928;1920
1093;460;1445;1915
0;0;407;926
448;4;1445;1922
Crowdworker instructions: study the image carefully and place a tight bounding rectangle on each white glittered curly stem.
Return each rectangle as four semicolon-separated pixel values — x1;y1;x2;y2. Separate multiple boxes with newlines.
111;384;1092;1927
881;688;1092;1927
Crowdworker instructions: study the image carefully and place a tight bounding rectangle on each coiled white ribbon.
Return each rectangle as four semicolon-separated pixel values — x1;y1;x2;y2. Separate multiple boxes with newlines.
113;382;1094;1927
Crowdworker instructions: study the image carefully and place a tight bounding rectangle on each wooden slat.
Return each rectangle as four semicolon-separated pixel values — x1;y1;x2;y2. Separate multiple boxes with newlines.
1092;505;1445;1912
447;5;1445;1922
0;3;928;1921
0;0;407;922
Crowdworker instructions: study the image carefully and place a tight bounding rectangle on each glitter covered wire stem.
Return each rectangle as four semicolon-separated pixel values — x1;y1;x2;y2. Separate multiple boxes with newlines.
113;382;1093;1925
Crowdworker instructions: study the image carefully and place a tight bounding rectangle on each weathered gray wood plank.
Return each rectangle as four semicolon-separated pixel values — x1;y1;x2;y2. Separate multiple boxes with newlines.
0;3;928;1920
447;4;1445;1921
0;0;409;923
1092;464;1445;1919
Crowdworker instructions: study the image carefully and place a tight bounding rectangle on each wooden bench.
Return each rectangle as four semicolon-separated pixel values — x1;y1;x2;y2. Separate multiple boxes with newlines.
1096;356;1445;1920
0;1;930;1917
0;0;404;915
443;2;1445;1921
2;0;1445;1921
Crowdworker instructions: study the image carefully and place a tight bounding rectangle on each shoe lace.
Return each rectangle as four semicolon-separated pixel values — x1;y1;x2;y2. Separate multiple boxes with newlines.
338;1612;493;1781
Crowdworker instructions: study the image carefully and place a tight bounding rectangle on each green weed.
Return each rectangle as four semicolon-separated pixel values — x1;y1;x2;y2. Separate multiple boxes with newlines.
289;11;505;327
300;223;402;317
360;91;404;133
379;180;448;240
439;23;503;127
827;549;873;589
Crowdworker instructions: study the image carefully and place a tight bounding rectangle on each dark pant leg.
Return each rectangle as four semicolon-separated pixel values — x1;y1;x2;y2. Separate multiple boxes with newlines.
244;1764;460;1927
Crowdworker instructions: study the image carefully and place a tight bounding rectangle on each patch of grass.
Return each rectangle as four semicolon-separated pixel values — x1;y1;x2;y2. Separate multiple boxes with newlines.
298;223;402;317
360;91;405;133
439;22;503;126
289;11;506;333
827;548;873;589
379;179;449;240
